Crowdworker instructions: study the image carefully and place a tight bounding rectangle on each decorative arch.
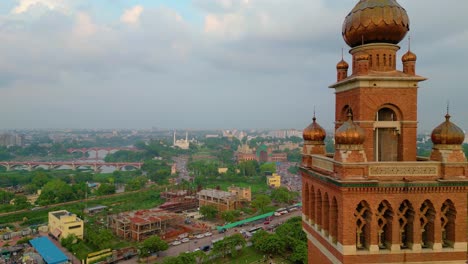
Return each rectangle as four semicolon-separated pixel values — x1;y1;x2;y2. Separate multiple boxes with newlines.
377;200;394;250
374;104;402;161
441;200;456;248
355;200;372;250
398;200;415;249
304;182;310;220
420;200;436;248
340;105;353;123
316;189;323;230
330;197;338;244
323;193;330;236
310;186;316;224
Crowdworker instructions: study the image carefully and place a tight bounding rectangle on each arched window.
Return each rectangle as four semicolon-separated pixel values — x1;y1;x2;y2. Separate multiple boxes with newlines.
377;201;393;250
398;200;414;249
304;183;310;220
310;186;316;224
375;107;399;161
355;201;371;250
323;193;330;236
441;200;456;248
389;54;393;67
316;190;322;230
420;200;436;248
330;197;338;244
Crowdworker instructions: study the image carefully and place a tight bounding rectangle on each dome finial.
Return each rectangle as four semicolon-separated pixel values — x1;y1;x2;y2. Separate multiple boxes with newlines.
446;101;451;120
347;108;353;121
313;106;316;122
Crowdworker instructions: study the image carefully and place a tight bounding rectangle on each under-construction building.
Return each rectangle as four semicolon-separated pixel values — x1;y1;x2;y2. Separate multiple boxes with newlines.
107;208;182;242
197;187;251;212
159;189;198;212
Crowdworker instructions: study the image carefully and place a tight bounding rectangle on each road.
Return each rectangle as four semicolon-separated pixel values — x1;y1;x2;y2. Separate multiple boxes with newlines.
159;210;302;258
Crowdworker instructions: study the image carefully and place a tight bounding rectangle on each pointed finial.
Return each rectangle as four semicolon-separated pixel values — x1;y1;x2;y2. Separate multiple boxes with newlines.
445;101;451;120
313;106;316;122
341;48;344;60
347;107;353;121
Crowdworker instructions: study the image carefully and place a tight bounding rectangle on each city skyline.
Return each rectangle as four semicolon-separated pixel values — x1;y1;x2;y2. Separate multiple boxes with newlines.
0;0;467;131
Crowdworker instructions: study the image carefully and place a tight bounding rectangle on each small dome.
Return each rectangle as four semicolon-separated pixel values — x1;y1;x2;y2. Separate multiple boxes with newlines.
342;0;410;48
402;50;417;62
431;114;465;145
336;59;349;70
335;112;366;145
303;116;326;142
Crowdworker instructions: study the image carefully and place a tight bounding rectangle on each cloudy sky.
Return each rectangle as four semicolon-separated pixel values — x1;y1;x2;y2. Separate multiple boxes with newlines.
0;0;467;131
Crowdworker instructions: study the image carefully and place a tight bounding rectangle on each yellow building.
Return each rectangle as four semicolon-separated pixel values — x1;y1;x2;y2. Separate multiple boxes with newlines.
267;173;281;188
48;210;84;240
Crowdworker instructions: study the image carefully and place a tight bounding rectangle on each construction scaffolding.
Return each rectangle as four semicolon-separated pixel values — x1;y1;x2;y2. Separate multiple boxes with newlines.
108;208;182;242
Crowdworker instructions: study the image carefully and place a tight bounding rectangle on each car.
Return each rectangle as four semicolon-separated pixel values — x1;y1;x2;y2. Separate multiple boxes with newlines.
193;248;200;252
171;240;181;246
181;238;190;243
203;232;212;237
200;245;210;252
263;221;270;225
274;212;281;217
280;210;288;215
195;234;205;239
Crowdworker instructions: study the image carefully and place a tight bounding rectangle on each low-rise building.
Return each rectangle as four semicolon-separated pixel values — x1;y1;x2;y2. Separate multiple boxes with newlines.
227;185;251;202
48;210;84;240
267;173;281;188
198;189;240;212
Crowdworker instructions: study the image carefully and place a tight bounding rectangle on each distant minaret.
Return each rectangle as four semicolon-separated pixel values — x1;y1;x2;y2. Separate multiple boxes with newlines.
173;130;176;145
185;131;188;142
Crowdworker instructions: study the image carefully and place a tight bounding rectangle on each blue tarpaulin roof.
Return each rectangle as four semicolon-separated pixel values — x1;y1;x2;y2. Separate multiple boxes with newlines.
30;237;68;264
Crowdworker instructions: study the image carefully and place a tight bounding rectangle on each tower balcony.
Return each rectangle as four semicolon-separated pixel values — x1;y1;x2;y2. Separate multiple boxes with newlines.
302;154;467;182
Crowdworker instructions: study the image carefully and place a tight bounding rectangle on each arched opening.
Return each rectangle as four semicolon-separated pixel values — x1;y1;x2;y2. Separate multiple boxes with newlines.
310;186;316;224
377;201;393;250
316;190;322;230
441;200;456;248
323;193;330;236
330;197;338;244
355;201;371;250
304;183;310;220
398;200;414;249
340;105;353;123
420;200;436;248
375;107;400;161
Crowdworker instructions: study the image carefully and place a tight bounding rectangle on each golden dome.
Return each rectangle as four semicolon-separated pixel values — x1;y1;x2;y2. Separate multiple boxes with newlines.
342;0;410;48
402;50;417;62
335;112;366;145
336;59;349;70
431;114;465;145
303;116;326;142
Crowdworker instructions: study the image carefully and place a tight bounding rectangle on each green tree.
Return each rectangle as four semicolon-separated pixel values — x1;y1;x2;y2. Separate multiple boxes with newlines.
271;186;299;204
139;236;169;257
251;194;271;213
221;210;239;223
12;195;30;209
37;179;76;205
260;162;276;174
95;183;115;196
200;205;218;219
86;229;114;250
252;230;286;255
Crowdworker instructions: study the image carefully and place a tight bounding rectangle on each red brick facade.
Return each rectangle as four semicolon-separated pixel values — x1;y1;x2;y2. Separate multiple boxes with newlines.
302;1;468;263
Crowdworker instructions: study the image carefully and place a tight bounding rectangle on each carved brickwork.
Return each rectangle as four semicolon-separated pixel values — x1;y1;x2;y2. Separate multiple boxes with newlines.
369;165;437;177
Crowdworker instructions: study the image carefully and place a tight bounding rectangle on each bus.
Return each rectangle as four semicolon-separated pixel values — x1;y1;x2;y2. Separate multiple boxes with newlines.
248;226;263;234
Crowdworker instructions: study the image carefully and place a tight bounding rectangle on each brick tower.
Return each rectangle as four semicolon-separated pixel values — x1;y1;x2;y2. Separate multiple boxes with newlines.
301;0;468;263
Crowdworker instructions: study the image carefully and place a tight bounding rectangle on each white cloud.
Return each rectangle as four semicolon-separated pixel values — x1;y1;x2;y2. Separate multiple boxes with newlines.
73;12;97;38
121;5;144;25
12;0;67;14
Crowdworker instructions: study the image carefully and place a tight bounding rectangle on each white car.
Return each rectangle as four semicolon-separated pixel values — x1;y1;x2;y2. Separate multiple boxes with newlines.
195;234;205;239
181;238;190;243
172;240;181;246
203;232;212;237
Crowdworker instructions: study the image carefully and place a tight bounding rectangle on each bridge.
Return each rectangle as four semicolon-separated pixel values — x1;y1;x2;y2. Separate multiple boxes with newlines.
67;147;140;159
0;161;143;172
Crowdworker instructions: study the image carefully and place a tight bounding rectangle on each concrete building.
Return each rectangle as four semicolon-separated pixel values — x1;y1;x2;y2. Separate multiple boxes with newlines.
108;208;181;242
227;185;251;202
267;173;281;188
197;189;244;212
173;131;189;150
301;1;468;263
48;210;84;240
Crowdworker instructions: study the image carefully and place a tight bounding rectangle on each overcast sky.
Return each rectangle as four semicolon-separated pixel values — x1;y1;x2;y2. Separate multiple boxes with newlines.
0;0;467;131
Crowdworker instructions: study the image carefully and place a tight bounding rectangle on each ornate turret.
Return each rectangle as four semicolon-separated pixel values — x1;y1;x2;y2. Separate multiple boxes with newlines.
430;113;467;162
302;115;327;167
342;0;409;48
336;59;349;81
334;111;367;162
402;49;417;75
